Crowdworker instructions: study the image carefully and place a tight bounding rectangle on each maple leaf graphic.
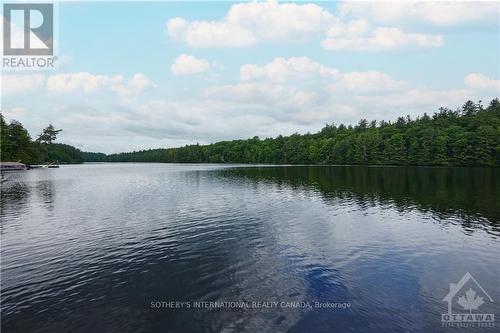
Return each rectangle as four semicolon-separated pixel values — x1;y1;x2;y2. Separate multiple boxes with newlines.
457;288;484;313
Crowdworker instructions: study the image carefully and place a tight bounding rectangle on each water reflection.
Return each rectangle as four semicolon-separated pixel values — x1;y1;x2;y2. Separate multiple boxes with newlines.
36;181;56;204
1;177;31;233
1;170;58;221
217;166;500;235
1;164;499;333
0;181;30;203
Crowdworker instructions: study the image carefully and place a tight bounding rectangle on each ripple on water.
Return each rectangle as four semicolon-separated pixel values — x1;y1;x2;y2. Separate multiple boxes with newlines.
1;164;499;333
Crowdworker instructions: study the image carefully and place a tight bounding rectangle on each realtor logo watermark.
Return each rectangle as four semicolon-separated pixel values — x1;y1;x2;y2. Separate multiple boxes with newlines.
442;272;495;328
2;2;58;70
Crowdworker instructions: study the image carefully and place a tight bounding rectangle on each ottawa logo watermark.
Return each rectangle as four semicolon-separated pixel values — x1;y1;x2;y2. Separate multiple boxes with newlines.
442;272;495;328
2;2;58;70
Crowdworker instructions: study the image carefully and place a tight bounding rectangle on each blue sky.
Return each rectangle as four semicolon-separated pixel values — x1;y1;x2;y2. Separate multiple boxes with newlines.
2;1;500;153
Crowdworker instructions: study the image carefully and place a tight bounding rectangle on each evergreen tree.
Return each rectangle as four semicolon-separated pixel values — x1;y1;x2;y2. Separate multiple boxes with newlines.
37;124;62;144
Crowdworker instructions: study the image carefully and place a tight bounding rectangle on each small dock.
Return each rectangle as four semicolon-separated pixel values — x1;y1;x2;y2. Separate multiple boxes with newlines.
29;164;60;169
0;162;27;171
1;162;61;171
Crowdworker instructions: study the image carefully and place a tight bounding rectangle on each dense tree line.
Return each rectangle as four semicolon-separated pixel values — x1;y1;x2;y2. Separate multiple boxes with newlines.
83;152;107;162
0;114;83;164
44;144;84;164
90;99;500;167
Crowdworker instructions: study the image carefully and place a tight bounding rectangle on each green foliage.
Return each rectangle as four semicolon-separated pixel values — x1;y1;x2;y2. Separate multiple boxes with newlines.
83;152;107;162
0;116;83;164
87;99;500;167
1;114;11;161
45;143;84;164
36;124;62;144
0;115;41;164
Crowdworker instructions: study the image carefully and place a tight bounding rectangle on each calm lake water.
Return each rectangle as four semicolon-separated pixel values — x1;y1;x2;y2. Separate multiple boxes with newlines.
1;163;499;333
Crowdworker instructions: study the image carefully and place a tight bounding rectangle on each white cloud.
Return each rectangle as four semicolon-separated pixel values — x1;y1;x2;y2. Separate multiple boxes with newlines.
1;107;27;120
3;61;496;154
321;27;443;51
352;88;474;119
240;57;339;82
47;72;122;93
200;57;496;130
166;1;449;52
290;105;358;125
205;57;342;109
464;73;500;92
112;73;157;98
204;82;319;108
171;54;211;75
166;17;188;39
204;57;416;125
46;72;156;96
225;1;334;40
325;18;369;38
333;71;408;92
1;74;45;95
339;1;500;26
166;1;335;47
2;72;155;99
127;74;157;91
237;57;405;89
167;17;256;48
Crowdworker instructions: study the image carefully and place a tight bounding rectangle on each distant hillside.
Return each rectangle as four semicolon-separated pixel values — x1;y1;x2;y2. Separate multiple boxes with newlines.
83;152;107;162
45;143;84;164
84;99;500;167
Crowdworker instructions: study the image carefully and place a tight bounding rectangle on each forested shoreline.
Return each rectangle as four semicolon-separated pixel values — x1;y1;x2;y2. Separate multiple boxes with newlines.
0;115;84;164
86;99;500;167
2;99;499;167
